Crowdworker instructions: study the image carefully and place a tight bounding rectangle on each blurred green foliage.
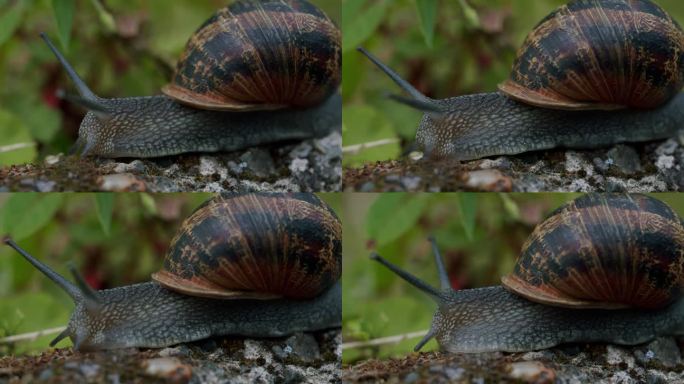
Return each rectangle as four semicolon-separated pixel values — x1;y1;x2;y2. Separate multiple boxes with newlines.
342;0;684;166
341;193;684;363
0;193;340;355
0;0;340;165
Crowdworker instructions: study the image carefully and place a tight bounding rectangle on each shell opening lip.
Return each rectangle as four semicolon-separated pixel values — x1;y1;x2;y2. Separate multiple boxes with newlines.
497;81;627;111
500;274;631;310
161;84;289;112
151;270;282;300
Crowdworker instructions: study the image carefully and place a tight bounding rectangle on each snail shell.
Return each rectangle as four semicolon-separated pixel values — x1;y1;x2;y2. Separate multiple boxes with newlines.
501;194;684;309
498;0;684;111
151;193;342;300
161;0;341;111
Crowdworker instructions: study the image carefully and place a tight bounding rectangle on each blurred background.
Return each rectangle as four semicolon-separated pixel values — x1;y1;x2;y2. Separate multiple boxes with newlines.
0;193;341;355
341;193;684;363
0;0;340;166
342;0;684;166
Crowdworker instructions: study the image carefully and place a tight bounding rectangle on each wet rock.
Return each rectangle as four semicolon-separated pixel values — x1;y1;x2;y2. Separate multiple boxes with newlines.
606;145;642;174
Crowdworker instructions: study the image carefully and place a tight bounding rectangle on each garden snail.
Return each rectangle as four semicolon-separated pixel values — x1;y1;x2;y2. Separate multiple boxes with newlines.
359;0;684;160
372;194;684;353
42;0;341;158
4;193;342;351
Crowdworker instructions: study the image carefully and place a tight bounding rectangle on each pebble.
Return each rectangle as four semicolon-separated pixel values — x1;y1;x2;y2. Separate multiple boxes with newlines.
606;345;635;369
564;151;585;173
281;333;321;363
655;155;675;171
507;361;556;383
606;145;642;174
240;149;276;178
142;357;192;382
243;340;273;364
113;160;146;174
655;139;679;156
99;173;146;191
644;337;681;368
463;169;513;191
289;158;309;173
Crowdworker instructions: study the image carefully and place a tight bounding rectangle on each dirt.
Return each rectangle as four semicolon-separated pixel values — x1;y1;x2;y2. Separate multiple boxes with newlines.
0;130;342;193
344;139;684;192
342;337;684;383
0;329;340;384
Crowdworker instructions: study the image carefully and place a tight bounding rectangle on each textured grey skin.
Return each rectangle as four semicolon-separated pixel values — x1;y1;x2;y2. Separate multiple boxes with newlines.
64;281;341;351
76;93;342;158
416;92;684;160
432;286;684;353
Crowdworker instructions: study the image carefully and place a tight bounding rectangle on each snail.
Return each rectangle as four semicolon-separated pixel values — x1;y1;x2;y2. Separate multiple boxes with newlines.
42;0;341;158
3;193;342;351
359;0;684;160
371;194;684;353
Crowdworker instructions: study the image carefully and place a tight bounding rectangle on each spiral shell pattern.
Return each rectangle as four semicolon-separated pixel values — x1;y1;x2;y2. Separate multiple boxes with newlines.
502;194;684;309
162;0;341;111
499;0;684;110
152;193;342;300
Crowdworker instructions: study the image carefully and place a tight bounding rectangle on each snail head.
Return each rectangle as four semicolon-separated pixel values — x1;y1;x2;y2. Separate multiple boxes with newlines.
4;237;108;351
370;236;455;352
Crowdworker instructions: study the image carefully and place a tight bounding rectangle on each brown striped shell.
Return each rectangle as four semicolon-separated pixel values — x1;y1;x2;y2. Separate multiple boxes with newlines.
498;0;684;111
151;193;341;300
161;0;341;112
501;194;684;309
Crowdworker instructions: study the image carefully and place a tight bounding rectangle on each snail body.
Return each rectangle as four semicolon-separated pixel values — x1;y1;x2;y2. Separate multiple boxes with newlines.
372;194;684;353
43;0;341;158
5;193;342;351
360;0;684;160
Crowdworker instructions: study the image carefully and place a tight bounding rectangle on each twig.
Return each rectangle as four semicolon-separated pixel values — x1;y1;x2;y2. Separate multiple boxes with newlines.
0;326;66;344
341;330;428;350
0;142;36;153
342;138;400;155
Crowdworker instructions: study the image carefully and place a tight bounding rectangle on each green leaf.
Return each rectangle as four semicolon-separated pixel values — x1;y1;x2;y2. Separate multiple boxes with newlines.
342;0;388;53
0;1;26;47
366;194;430;246
342;105;400;166
455;193;477;240
0;109;37;165
94;193;114;236
2;194;64;241
139;193;158;215
458;0;480;29
52;0;75;51
499;193;520;221
415;0;438;47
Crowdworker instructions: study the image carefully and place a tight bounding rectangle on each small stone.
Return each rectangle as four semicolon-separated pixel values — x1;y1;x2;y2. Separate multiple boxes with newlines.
644;337;681;367
99;173;146;191
158;346;188;358
106;373;121;384
227;161;246;175
199;156;226;179
240;149;276;178
44;154;62;165
244;340;273;364
655;139;679;156
289;158;309;174
611;371;636;384
289;142;313;158
506;361;555;383
568;178;593;192
655;155;675;171
79;363;99;380
403;372;419;383
113;160;146;174
593;157;610;172
606;345;635;369
35;180;57;192
564;151;586;173
463;169;513;192
478;157;512;170
606;145;642;174
142;357;192;382
282;333;321;363
401;176;422;190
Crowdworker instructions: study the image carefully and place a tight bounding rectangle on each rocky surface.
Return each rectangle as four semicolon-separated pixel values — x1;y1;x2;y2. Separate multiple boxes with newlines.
0;330;340;384
343;337;684;383
344;140;684;192
0;131;342;192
